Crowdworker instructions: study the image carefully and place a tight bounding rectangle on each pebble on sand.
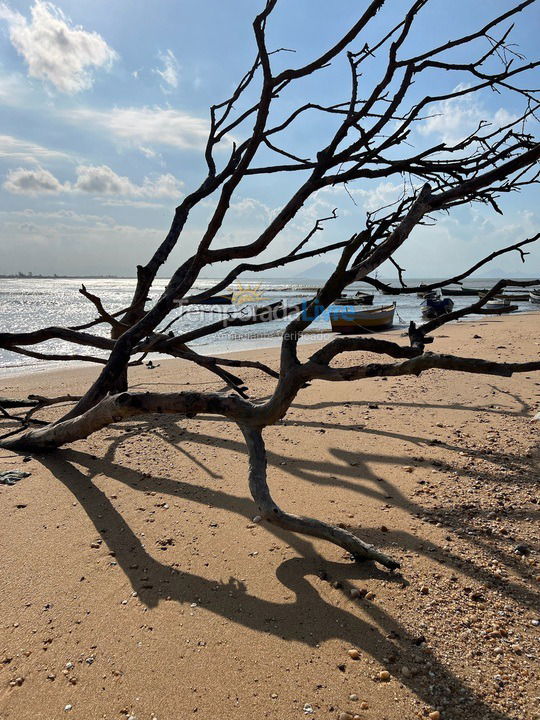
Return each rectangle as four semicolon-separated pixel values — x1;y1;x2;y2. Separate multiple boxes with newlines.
428;712;441;720
378;670;391;681
347;649;361;660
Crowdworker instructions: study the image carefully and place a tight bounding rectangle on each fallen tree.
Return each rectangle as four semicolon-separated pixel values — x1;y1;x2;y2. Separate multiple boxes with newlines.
1;0;540;570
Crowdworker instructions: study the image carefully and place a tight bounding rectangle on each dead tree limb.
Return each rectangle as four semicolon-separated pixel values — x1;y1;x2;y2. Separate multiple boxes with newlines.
1;0;540;570
240;425;400;569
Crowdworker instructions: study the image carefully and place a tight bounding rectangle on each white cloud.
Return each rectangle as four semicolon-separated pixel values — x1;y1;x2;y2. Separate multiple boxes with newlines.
230;197;274;220
418;86;518;145
3;163;183;199
0;207;116;223
0;1;117;93
69;106;213;151
4;166;67;194
139;145;159;159
154;49;180;91
301;181;405;220
0;71;31;105
73;164;183;198
0;215;168;275
0;134;72;163
351;181;405;212
98;198;169;208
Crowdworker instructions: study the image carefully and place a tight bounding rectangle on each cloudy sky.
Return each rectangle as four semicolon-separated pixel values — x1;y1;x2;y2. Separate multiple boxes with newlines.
0;0;538;279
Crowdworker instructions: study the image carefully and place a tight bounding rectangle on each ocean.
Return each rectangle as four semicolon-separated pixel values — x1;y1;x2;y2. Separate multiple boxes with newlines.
0;276;537;376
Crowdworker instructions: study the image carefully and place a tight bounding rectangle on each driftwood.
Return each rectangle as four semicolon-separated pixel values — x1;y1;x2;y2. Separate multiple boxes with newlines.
1;0;540;569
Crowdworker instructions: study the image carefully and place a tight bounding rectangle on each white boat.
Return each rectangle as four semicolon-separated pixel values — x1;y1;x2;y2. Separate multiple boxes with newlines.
329;303;396;334
486;298;510;309
485;299;518;313
529;290;540;304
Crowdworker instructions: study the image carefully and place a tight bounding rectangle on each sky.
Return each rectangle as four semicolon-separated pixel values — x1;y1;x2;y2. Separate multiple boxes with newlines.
0;0;538;280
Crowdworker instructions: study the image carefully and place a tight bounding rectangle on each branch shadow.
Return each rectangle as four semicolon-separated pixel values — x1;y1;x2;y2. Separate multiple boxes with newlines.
37;447;516;720
101;413;539;611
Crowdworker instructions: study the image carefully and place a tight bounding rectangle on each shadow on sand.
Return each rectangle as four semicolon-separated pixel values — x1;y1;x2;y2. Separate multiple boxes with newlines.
33;408;537;720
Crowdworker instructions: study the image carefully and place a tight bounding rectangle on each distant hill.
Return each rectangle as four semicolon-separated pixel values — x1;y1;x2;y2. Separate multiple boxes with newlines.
470;265;532;279
294;262;337;279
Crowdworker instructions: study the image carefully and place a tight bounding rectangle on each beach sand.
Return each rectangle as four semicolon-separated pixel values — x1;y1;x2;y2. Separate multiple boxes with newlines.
0;313;539;720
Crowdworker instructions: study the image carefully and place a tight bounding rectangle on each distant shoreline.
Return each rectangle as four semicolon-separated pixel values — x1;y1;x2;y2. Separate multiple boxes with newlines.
1;274;538;281
0;274;133;279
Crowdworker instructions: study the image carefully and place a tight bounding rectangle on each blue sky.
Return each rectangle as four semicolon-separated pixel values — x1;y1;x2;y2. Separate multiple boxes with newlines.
0;0;538;278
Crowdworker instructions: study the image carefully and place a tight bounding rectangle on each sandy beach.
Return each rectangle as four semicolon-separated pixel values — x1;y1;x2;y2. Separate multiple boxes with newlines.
0;313;539;720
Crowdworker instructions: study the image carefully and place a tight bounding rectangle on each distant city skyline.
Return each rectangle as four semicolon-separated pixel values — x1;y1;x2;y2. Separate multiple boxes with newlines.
0;0;538;278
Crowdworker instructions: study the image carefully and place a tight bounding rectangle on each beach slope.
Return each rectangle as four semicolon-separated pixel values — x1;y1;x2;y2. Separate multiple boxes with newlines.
0;313;539;720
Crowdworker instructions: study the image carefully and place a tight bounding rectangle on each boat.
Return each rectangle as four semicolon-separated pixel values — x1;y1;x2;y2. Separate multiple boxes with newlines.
529;290;540;304
191;293;233;305
421;295;454;319
329;303;396;334
441;287;488;296
486;298;509;309
334;291;374;306
478;291;531;302
484;299;518;313
353;291;374;305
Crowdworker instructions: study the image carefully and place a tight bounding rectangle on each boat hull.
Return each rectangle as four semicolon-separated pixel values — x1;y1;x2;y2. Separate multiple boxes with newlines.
355;293;374;305
484;304;518;314
197;293;233;305
441;287;487;296
478;292;530;302
334;294;374;306
421;296;454;319
329;304;395;334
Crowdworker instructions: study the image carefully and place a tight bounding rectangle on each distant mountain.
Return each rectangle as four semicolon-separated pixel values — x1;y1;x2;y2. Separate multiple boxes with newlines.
470;264;532;279
294;262;337;279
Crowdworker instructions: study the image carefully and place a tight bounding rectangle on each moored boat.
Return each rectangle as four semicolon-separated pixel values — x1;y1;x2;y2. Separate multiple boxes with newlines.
180;293;234;306
484;299;518;313
529;289;540;304
353;291;374;305
478;291;530;302
197;293;233;305
334;291;374;306
441;286;488;296
329;303;396;334
421;295;454;319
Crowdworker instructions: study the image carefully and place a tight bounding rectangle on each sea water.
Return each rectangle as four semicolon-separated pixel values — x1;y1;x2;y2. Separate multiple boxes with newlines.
0;276;536;375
